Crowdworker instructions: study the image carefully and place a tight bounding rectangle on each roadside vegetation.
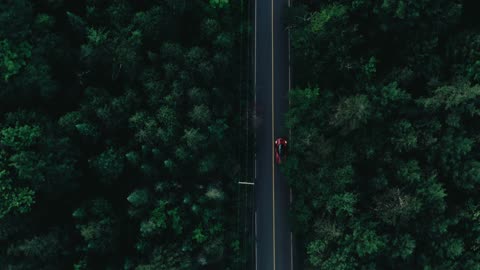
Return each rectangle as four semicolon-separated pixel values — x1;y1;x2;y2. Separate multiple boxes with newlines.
285;0;480;269
0;0;249;269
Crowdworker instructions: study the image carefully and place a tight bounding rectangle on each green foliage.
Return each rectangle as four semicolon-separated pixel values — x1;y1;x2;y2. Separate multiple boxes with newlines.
363;57;377;79
168;208;183;235
135;245;191;270
75;123;99;139
205;186;225;201
349;226;386;257
0;114;77;219
193;227;207;243
66;11;86;36
201;19;220;38
75;199;118;254
310;4;347;33
210;0;229;9
326;192;357;217
127;189;149;207
7;230;64;260
419;82;480;112
189;104;212;125
288;0;480;268
199;154;216;173
390;120;417;152
208;119;228;141
90;148;124;182
0;40;31;82
0;170;35;217
0;0;245;268
391;234;416;259
214;33;234;49
331;94;371;133
0;125;41;149
34;14;55;30
182;128;206;150
374;188;421;225
140;201;168;237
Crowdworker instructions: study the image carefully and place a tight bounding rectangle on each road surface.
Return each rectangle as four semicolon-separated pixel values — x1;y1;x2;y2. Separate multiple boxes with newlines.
254;0;292;269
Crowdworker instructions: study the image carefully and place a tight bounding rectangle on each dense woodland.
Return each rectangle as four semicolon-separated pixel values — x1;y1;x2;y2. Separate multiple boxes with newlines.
0;0;250;269
285;0;480;269
8;0;480;269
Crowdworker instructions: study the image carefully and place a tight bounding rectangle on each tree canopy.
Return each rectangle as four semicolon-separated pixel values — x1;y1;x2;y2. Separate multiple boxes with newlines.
0;0;248;269
286;0;480;269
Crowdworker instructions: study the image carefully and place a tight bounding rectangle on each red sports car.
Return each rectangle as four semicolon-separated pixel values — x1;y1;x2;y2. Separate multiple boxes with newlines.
274;137;288;164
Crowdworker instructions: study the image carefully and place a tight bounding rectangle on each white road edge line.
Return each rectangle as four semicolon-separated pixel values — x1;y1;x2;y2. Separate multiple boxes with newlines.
271;0;276;266
255;211;258;270
288;1;293;270
255;211;258;237
254;0;257;94
254;1;258;270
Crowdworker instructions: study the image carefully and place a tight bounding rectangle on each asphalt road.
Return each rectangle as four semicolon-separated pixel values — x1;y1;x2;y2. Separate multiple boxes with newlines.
254;0;292;269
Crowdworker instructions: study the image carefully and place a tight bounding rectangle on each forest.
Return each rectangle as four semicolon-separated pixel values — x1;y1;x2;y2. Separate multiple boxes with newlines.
0;0;251;269
284;0;480;269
